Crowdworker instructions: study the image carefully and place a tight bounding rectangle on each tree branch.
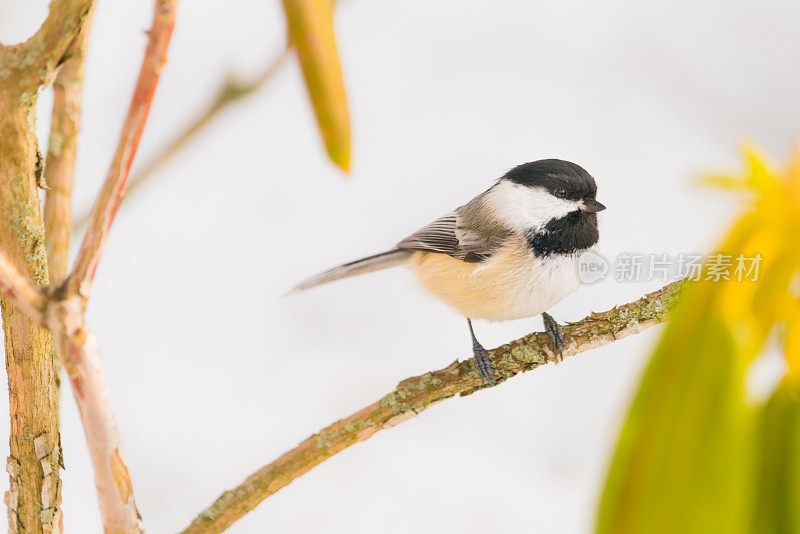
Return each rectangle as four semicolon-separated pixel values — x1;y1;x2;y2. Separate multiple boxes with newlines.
36;12;96;531
45;296;142;533
44;5;96;287
180;281;683;534
0;99;57;532
44;1;177;531
0;3;97;529
0;0;96;92
66;0;178;301
0;253;47;325
71;47;291;231
70;0;355;232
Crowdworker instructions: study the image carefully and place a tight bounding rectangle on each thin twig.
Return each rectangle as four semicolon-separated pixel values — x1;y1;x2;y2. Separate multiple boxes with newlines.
40;12;95;530
0;252;47;324
44;1;179;531
66;0;179;301
180;281;683;534
44;6;96;286
46;296;142;533
72;47;291;231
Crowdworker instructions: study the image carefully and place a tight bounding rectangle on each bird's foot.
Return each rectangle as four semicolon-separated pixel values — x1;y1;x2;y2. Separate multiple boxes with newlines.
472;340;497;386
542;312;564;363
467;318;497;386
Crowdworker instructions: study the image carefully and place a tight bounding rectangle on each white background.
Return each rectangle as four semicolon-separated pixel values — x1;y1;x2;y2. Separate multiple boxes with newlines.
1;1;799;532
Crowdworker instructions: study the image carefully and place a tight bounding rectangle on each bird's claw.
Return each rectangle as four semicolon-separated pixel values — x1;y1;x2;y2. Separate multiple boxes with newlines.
542;312;564;363
472;341;497;386
466;318;497;386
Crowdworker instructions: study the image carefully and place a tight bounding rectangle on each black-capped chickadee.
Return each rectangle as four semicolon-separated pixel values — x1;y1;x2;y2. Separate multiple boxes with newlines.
291;159;605;385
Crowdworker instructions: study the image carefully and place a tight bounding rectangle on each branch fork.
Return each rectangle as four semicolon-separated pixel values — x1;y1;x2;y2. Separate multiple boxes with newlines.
0;1;686;532
0;0;177;531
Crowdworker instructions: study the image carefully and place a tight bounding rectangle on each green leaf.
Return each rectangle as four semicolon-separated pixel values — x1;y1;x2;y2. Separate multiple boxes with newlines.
596;281;755;534
751;380;800;534
597;145;800;534
282;0;351;172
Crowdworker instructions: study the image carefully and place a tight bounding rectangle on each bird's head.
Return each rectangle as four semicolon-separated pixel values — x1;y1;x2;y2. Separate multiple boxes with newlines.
489;159;605;233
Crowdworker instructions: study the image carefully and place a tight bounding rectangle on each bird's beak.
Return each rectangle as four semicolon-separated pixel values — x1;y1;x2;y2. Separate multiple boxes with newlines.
582;199;606;213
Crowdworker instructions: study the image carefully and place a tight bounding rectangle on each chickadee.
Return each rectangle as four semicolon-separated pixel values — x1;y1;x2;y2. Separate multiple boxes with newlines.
291;159;605;385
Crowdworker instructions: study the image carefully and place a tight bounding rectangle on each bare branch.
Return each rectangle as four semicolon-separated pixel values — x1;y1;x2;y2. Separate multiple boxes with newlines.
0;0;96;92
0;4;97;527
37;13;96;529
72;47;291;231
67;0;178;301
45;6;95;286
46;296;142;533
38;1;178;531
180;281;683;534
0;252;47;325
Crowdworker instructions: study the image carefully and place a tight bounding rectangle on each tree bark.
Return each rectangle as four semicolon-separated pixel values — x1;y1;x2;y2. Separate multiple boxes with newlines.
0;89;61;534
0;1;96;530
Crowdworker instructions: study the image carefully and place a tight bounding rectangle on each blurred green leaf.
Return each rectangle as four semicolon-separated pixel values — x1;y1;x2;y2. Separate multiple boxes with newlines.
752;379;800;534
282;0;351;172
786;304;800;382
596;279;756;534
597;146;800;534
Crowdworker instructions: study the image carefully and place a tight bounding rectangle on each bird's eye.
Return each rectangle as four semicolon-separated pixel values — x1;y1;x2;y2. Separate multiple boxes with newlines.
554;188;567;198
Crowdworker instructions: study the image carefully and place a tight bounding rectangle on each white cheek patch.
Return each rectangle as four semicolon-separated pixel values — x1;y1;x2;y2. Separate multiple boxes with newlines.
486;180;581;232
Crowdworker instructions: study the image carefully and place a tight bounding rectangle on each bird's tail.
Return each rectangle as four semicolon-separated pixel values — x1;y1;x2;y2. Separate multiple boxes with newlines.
288;249;413;294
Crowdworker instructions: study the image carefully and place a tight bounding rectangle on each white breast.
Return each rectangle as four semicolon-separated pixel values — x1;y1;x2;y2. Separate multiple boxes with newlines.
489;251;584;321
410;239;588;322
476;248;581;321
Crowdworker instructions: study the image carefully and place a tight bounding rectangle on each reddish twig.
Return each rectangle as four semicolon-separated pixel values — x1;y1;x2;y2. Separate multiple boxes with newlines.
72;46;291;231
45;296;143;533
67;0;178;300
44;1;179;531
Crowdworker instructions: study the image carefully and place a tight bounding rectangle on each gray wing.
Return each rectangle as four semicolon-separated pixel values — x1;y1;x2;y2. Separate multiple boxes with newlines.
397;201;510;263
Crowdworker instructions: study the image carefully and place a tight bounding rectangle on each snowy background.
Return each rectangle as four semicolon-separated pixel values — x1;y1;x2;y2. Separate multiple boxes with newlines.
1;0;799;532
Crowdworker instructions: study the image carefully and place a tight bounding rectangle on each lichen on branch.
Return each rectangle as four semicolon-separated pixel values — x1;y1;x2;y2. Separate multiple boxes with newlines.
181;281;683;534
0;0;96;92
0;65;61;534
0;2;97;532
